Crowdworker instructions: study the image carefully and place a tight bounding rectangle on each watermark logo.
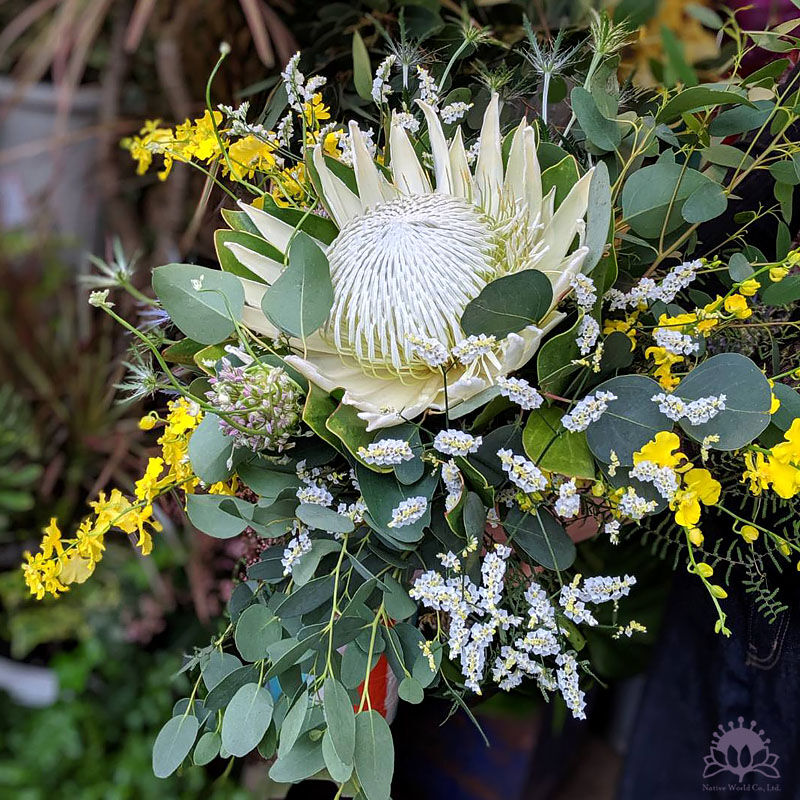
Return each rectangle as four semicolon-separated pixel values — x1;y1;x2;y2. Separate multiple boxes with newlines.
703;717;780;784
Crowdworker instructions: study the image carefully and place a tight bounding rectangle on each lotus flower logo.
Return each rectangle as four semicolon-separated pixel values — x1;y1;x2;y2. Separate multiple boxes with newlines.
703;717;780;783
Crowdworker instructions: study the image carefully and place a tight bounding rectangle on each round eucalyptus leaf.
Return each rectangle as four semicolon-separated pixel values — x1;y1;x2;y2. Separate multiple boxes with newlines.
152;715;199;778
221;683;274;757
674;353;771;450
585;375;670;465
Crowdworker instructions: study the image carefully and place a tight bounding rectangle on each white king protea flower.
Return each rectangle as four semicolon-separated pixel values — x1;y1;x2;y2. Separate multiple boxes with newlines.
226;94;593;429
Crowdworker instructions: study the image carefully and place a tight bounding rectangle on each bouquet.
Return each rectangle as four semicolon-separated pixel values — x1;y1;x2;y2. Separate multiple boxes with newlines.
21;8;800;796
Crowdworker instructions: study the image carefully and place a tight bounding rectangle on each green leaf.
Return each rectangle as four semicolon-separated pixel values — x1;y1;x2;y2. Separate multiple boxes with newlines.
537;315;582;396
302;383;344;454
202;651;242;691
702;143;754;170
152;715;199;778
682;181;727;224
656;85;750;123
204;665;259;713
235;604;282;662
461;271;553;337
326;402;388;470
323;677;356;766
761;275;800;306
221;683;274;757
322;730;354;783
260;232;333;339
381;575;417;621
769;159;800;185
354;711;394;800
522;407;595;480
341;643;379;689
504;507;576;570
398;676;424;704
621;157;714;238
186;494;252;539
275;574;336;619
674;353;771;450
193;731;221;766
238;459;300;501
269;734;326;783
187;414;234;484
152;264;244;345
215;229;282;282
297;503;355;534
585;375;671;464
357;464;438;543
771;382;800;432
728;253;753;282
462;491;486;539
571;87;622;151
708;100;773;136
541;156;580;208
162;338;205;366
352;31;373;101
291;539;342;586
278;688;309;759
584;161;612;273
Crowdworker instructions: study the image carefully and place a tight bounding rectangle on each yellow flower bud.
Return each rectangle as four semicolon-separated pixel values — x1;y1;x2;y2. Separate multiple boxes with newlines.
738;278;760;297
724;293;752;319
138;415;157;431
770;266;789;282
709;584;728;599
688;527;704;547
777;538;792;556
739;524;759;543
695;562;714;578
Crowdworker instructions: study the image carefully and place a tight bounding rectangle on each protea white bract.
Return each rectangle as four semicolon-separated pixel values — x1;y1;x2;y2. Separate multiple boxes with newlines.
227;94;594;430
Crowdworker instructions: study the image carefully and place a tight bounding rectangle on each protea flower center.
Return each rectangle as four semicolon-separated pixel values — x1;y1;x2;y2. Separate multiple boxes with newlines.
325;193;496;375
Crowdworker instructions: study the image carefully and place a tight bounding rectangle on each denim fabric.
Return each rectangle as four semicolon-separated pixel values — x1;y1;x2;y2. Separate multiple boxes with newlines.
618;567;799;800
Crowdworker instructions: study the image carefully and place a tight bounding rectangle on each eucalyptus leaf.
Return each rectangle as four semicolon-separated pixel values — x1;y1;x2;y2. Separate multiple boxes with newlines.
522;407;595;480
152;715;199;778
187;414;234;484
221;683;274;757
152;264;244;345
235;604;282;662
186;494;252;539
323;677;356;766
354;711;394;800
461;271;553;337
504;507;576;570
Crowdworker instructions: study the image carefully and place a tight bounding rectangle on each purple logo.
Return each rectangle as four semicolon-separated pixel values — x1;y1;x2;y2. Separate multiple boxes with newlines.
703;717;780;783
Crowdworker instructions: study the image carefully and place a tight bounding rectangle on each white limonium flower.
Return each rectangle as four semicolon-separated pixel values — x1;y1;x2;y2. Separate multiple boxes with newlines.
388;496;428;528
281;524;312;575
562;390;617;432
498;448;547;493
416;66;440;106
226;92;593;429
296;480;333;507
357;438;414;466
406;333;450;368
652;392;726;425
434;429;482;456
555;479;580;518
497;376;543;410
576;315;600;355
570;273;597;311
617;487;657;521
372;55;396;104
440;101;473;123
653;328;698;356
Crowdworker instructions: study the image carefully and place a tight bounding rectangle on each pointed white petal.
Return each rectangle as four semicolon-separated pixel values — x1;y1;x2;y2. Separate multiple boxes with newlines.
242;304;280;337
417;100;452;193
389;115;430;195
448;127;474;200
538;168;594;275
475;93;503;216
312;146;363;228
505;126;542;221
225;242;283;284
239;276;269;307
237;200;297;253
349;121;397;208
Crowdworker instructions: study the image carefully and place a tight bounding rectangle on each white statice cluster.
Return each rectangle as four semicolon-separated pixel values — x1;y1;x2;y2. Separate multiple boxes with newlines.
296;480;334;507
371;55;396;104
406;333;450;368
561;391;617;432
275;111;294;148
434;429;482;456
393;111;420;133
606;259;702;310
440;101;473;123
335;499;367;529
629;460;679;501
497;376;543;410
653;327;699;356
281;522;312;576
416;66;440;106
604;519;621;544
357;438;414;466
617;486;657;520
441;459;463;512
281;52;305;111
570;274;597;311
451;334;498;365
294;460;341;507
498;449;547;493
652;392;726;425
388;496;428;528
576;315;600;355
554;479;581;518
